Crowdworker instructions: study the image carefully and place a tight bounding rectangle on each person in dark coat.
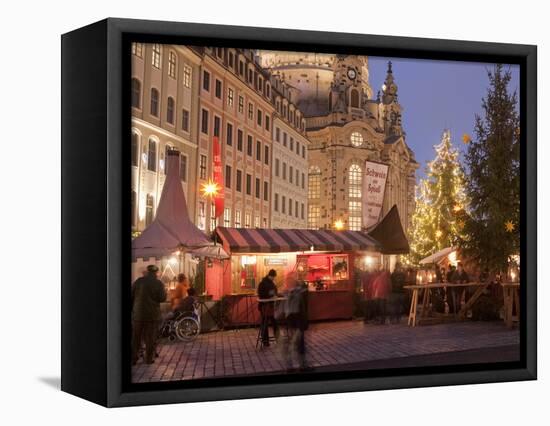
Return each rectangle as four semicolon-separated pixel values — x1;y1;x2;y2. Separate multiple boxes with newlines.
283;276;311;371
131;265;167;364
257;269;279;346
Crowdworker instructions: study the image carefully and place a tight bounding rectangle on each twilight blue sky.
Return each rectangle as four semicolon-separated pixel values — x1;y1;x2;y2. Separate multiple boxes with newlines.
368;57;520;181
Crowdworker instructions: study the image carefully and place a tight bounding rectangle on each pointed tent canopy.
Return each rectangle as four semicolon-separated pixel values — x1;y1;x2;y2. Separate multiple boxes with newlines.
366;205;410;254
132;149;213;260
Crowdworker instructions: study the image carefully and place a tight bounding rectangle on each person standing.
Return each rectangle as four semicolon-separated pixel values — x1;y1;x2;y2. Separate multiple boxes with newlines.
257;269;279;346
131;265;167;365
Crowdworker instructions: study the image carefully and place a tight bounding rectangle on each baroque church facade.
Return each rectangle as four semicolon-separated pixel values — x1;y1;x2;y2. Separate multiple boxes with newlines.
259;52;419;233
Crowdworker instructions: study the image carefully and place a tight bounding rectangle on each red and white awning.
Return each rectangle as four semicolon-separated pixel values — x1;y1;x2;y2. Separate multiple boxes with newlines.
215;227;380;254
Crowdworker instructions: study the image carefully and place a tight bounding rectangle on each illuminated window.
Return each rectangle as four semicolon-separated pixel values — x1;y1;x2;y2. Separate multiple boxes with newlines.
224;208;231;227
348;164;362;198
168;51;177;78
348;163;362;230
350;131;363;147
151;44;161;69
308;166;321;199
235;210;241;227
308;205;320;229
210;205;216;232
254;215;260;228
131;43;143;57
227;88;234;106
183;65;192;88
348;201;362;231
198;202;206;230
245;212;251;228
145;194;154;226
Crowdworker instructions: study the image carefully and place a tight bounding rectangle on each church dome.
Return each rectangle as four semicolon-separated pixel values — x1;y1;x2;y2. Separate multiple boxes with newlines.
258;51;372;117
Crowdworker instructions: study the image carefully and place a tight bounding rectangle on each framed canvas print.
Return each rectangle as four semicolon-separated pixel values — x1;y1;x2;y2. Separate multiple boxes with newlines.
61;18;537;407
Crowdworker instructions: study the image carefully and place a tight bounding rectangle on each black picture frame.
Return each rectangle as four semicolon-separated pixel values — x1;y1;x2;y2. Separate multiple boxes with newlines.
61;18;537;407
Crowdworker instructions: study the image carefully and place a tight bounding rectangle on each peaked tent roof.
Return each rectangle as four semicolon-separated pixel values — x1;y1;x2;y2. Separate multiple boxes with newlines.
366;205;410;254
132;150;213;260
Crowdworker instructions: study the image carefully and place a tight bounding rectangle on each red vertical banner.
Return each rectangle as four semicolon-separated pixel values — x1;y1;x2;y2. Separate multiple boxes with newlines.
212;136;225;218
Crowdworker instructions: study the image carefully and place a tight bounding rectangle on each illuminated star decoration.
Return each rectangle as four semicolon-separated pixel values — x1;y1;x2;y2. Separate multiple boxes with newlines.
200;179;221;199
504;220;515;233
435;230;443;238
462;133;471;144
334;219;344;230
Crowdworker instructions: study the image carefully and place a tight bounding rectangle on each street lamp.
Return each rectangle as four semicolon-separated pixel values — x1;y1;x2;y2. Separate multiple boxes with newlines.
200;179;221;230
334;219;344;230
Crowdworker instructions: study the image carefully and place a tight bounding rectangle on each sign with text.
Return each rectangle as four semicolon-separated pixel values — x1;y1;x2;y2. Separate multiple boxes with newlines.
362;161;389;229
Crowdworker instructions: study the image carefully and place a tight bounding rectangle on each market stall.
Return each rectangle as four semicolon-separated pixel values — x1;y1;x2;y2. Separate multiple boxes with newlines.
206;227;381;324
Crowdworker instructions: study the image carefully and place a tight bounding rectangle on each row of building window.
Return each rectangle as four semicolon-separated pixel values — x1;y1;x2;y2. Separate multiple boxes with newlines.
223;165;270;201
131;79;192;133
132;43;192;84
273;194;305;220
207;47;272;101
275;127;306;159
132;132;188;182
221;208;267;229
274;159;306;189
274;98;306;131
202;70;271;132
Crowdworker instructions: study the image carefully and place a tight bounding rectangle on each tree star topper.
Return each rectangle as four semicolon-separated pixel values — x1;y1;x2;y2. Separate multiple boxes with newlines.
504;220;515;233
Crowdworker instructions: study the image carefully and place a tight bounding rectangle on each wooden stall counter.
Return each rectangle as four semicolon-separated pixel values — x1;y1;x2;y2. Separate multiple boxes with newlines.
307;289;354;321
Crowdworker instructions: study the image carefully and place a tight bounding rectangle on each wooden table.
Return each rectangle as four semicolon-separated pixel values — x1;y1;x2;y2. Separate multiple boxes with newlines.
404;282;490;327
501;282;520;327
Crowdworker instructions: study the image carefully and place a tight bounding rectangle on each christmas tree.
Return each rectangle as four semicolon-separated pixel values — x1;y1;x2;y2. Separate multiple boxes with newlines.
405;130;467;265
460;65;520;274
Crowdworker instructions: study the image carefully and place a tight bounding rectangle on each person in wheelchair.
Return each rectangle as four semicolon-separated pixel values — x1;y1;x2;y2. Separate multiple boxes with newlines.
174;287;198;317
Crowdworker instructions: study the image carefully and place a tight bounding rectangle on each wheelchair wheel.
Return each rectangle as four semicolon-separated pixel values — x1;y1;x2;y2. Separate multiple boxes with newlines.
175;317;200;341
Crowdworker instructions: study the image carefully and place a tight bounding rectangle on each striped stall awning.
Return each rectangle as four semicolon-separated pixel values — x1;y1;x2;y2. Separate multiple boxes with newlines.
215;227;381;254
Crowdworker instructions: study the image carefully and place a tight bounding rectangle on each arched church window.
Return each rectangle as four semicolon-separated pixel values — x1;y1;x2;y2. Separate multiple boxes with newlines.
350;131;363;147
308;166;321;199
348;164;362;231
350;89;359;108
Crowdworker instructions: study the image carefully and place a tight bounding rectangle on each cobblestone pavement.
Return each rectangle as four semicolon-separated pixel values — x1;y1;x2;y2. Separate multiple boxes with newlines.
131;320;519;383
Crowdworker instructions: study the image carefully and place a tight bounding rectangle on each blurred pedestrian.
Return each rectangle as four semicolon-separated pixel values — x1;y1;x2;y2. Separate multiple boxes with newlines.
131;265;167;365
389;263;406;323
372;268;391;324
283;276;311;372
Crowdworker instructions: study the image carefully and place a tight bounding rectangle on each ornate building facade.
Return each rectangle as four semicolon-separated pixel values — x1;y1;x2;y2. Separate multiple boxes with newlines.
130;43;202;234
259;52;418;233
